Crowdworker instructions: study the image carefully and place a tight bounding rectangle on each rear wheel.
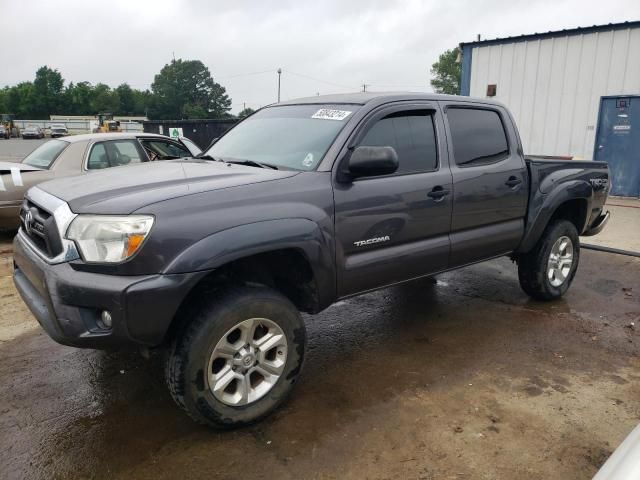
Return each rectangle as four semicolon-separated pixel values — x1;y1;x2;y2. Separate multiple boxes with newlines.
165;285;306;428
518;220;580;300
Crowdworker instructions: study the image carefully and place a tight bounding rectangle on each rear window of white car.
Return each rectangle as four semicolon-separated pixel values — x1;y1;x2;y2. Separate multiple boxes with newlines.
22;140;69;168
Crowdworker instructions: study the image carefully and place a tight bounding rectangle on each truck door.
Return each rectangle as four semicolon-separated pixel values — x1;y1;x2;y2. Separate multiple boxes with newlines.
333;103;453;297
594;96;640;197
441;103;528;266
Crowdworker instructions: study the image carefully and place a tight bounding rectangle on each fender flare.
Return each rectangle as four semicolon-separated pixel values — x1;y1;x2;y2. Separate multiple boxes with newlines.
517;180;593;253
164;218;336;310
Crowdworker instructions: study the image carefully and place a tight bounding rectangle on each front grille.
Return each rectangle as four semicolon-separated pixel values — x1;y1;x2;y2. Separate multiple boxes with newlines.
20;199;63;257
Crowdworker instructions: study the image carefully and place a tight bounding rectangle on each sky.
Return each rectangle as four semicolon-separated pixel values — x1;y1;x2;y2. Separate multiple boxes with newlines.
2;0;639;114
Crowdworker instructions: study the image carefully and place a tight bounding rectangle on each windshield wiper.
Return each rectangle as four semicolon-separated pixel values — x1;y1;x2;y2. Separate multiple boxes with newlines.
225;159;278;170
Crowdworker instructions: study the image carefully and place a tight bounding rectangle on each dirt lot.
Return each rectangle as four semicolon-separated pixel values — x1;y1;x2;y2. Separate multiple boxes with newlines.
0;227;639;480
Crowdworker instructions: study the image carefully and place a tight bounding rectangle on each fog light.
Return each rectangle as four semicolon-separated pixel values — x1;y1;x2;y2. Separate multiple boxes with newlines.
100;310;113;329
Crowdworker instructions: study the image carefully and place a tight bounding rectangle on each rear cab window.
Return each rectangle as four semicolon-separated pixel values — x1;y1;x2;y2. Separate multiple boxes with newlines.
22;140;69;168
446;108;509;166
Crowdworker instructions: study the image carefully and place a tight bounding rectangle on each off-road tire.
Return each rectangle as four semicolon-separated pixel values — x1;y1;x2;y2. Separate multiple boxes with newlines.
165;285;306;428
518;220;580;301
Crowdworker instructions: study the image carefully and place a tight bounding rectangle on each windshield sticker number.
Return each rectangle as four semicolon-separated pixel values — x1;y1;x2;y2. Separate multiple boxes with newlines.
311;109;352;121
303;153;314;167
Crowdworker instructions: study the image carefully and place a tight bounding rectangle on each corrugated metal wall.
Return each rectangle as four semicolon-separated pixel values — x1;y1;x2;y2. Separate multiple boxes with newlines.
469;27;640;159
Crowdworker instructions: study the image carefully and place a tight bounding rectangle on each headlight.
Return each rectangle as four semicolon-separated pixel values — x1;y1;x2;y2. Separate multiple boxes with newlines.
66;215;154;263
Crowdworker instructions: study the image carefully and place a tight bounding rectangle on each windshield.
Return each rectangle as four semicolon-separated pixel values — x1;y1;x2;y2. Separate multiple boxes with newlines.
205;104;358;171
22;139;68;168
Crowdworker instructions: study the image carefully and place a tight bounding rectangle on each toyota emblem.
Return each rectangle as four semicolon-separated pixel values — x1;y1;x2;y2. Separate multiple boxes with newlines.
24;210;34;235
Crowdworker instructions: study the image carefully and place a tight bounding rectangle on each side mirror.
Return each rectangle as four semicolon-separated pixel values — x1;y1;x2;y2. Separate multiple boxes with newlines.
346;146;398;179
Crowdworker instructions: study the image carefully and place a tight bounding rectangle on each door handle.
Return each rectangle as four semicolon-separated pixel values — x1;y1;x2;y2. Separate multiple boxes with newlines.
505;176;522;188
427;186;450;201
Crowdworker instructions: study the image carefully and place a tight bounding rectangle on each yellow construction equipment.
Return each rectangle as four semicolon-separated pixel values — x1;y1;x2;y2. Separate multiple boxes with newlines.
95;113;121;133
0;114;20;138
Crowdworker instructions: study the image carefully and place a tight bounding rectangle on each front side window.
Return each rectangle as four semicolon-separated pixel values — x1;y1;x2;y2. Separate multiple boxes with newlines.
205;104;358;171
22;139;69;168
447;108;509;166
87;140;144;169
359;111;438;173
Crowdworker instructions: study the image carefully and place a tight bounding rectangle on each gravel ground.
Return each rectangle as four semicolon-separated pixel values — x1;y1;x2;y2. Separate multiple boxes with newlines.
0;227;638;480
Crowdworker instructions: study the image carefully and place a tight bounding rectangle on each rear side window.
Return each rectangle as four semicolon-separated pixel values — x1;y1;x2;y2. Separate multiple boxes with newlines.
22;140;68;168
359;111;437;173
87;140;145;169
447;108;509;166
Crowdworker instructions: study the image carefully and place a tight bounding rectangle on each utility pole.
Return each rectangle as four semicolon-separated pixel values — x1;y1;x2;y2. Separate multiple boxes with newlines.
277;68;282;102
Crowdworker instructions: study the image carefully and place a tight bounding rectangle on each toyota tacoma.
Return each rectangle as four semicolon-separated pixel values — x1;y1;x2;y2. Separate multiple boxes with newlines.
12;93;610;428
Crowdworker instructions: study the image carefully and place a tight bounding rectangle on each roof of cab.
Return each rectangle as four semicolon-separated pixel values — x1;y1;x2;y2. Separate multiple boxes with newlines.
276;91;503;107
59;132;170;143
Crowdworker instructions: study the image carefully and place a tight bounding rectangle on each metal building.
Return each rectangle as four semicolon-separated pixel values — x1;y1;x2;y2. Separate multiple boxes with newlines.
460;21;640;196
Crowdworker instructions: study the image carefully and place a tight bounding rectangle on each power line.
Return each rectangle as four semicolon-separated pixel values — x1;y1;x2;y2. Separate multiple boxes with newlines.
284;70;356;90
216;69;276;80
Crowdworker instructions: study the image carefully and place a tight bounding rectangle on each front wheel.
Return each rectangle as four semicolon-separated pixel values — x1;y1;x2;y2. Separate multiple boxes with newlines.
518;220;580;300
165;285;306;428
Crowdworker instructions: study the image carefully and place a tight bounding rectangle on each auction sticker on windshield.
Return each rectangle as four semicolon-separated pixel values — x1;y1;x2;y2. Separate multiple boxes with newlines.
311;109;352;121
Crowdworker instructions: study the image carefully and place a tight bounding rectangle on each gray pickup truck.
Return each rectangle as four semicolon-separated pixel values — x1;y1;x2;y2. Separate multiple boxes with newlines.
12;93;610;428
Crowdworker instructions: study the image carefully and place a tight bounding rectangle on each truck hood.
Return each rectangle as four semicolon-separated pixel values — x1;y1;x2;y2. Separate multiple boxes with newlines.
36;159;299;214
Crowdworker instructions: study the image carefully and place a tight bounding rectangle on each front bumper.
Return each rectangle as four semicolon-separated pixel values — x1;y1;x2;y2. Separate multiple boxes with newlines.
12;232;209;349
582;210;610;236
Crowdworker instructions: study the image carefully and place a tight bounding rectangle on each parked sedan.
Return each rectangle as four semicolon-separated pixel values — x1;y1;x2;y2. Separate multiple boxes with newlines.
22;125;45;139
49;124;69;138
0;132;201;230
0;125;9;139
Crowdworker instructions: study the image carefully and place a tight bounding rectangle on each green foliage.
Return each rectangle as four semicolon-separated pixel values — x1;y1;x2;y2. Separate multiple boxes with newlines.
238;107;256;118
150;59;231;119
430;47;461;95
31;66;64;118
1;59;233;120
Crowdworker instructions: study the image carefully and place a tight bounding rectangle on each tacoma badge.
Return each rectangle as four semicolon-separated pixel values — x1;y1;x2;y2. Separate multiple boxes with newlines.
354;236;391;247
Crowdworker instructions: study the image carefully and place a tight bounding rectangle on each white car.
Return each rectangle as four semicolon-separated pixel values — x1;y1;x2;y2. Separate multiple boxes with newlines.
593;424;640;479
50;124;69;138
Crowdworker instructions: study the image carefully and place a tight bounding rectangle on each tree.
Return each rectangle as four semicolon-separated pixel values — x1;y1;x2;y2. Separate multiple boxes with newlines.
150;59;231;119
238;107;256;118
32;66;64;118
64;81;94;115
0;87;8;112
430;47;461;95
6;82;35;117
115;83;136;115
91;83;120;113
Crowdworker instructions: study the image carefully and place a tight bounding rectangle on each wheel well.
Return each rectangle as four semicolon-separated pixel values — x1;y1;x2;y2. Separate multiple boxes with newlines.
549;198;588;234
163;249;318;345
